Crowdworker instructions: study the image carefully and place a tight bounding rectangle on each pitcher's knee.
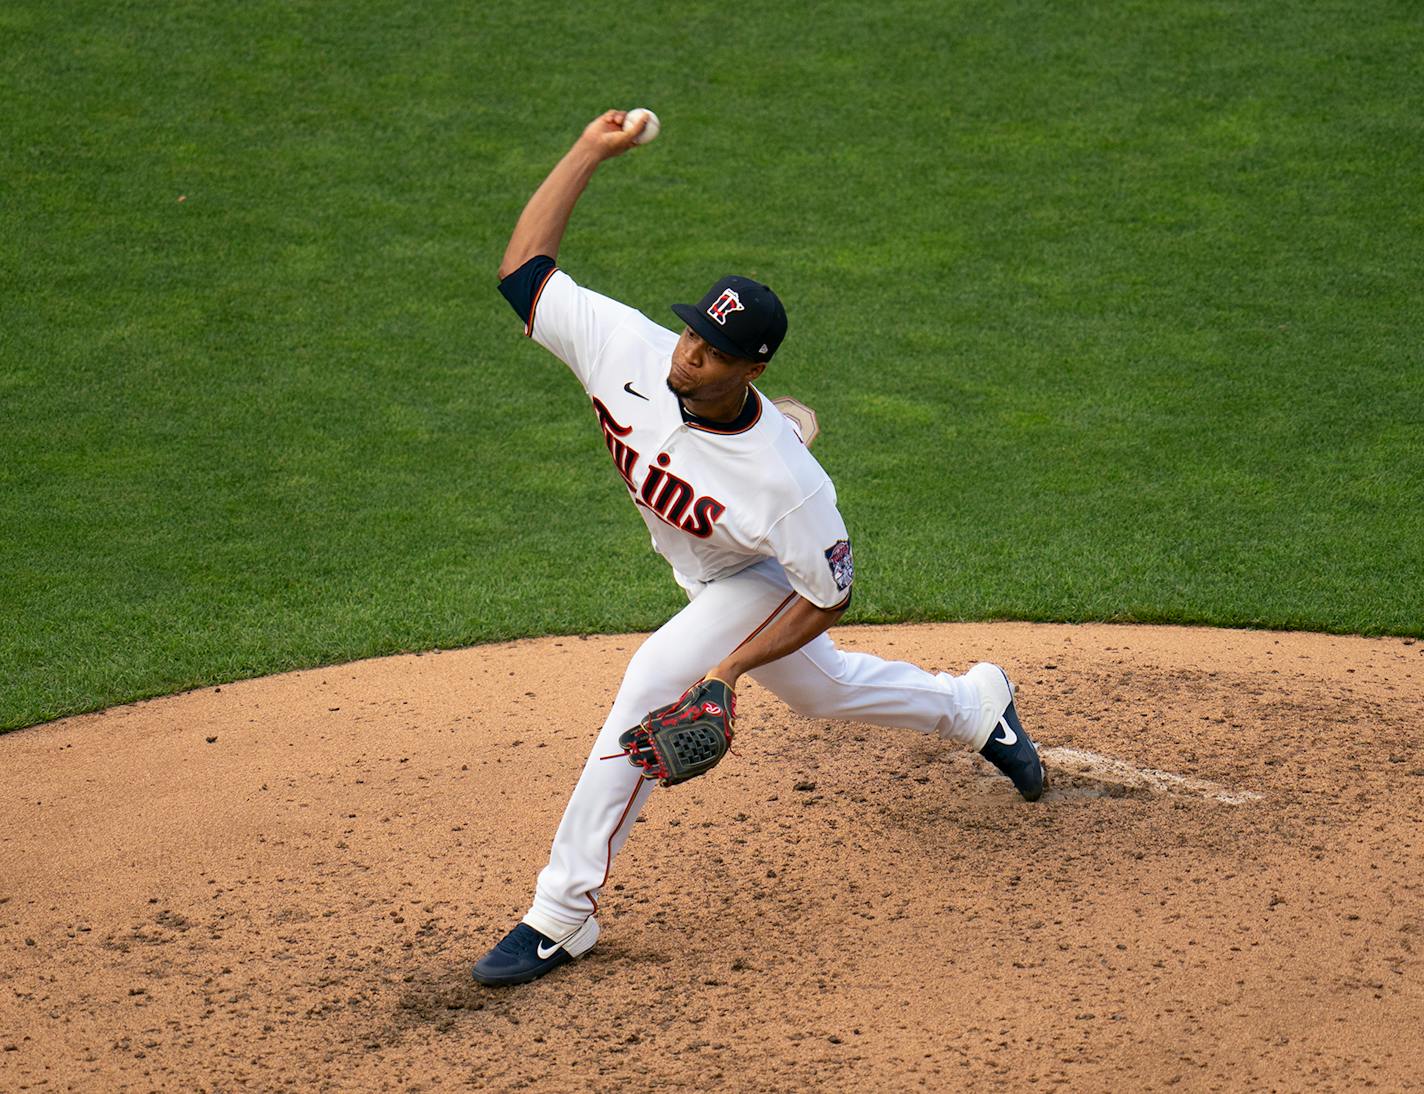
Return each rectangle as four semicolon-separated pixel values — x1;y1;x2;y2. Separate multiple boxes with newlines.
757;650;863;720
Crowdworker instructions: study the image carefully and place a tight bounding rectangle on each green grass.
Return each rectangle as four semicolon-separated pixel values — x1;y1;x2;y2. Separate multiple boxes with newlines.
2;1;1421;730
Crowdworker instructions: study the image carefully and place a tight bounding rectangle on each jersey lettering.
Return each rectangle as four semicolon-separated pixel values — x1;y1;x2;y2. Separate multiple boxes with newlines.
681;496;726;539
590;397;727;537
641;466;695;525
592;397;639;490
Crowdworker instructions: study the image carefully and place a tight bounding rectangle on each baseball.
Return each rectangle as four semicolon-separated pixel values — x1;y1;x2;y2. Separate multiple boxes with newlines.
623;107;661;145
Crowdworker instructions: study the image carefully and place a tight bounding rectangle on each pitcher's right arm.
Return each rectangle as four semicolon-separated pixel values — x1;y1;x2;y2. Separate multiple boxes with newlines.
498;110;649;278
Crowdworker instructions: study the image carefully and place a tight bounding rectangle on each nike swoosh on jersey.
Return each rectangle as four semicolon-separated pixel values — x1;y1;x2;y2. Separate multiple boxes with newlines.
992;719;1018;747
623;381;650;401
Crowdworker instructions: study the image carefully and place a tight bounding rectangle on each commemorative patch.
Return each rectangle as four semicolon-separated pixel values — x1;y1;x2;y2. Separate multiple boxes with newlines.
824;539;854;591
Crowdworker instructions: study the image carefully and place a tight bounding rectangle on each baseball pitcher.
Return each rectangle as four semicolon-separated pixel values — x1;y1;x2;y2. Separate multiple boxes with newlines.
473;110;1045;986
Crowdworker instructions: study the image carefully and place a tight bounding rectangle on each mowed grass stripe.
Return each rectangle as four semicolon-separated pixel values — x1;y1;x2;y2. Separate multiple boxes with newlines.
2;1;1420;729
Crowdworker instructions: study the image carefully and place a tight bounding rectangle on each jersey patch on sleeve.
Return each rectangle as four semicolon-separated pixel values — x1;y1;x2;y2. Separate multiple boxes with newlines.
824;539;854;591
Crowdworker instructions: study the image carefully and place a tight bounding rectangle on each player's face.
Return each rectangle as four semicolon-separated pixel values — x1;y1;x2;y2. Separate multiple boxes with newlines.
668;327;764;401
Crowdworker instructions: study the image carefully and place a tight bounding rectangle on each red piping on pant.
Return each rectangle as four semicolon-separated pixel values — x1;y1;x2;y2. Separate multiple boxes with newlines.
732;591;797;654
590;780;643;915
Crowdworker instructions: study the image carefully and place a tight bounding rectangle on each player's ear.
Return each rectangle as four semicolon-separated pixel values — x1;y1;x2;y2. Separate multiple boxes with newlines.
745;361;766;383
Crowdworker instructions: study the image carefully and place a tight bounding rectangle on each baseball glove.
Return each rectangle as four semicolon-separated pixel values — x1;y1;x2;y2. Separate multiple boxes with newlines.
617;677;736;787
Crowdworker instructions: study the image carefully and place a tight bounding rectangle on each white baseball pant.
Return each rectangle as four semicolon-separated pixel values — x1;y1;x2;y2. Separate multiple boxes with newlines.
522;556;999;939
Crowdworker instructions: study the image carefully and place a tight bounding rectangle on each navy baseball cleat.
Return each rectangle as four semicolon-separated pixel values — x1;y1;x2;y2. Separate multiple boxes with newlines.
969;663;1045;802
472;917;599;986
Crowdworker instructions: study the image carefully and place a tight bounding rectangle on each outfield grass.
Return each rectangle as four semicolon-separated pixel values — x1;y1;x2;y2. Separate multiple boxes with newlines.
2;1;1420;730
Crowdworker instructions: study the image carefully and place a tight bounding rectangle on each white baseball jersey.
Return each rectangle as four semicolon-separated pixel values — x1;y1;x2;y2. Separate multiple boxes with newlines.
523;266;854;609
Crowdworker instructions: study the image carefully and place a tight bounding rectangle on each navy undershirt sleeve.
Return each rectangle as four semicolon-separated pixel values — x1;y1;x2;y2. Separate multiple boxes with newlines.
497;254;557;325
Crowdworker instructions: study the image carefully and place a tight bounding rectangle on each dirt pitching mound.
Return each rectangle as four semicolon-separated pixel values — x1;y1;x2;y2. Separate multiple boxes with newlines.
2;623;1422;1091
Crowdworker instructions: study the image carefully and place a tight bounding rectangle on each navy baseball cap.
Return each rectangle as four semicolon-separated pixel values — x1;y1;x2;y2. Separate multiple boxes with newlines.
672;275;788;363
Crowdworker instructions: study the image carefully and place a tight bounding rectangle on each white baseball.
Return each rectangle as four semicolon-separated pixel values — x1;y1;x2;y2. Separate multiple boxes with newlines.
623;107;661;145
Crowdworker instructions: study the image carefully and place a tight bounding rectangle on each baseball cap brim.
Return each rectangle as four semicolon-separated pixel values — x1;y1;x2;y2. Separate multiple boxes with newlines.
670;303;755;361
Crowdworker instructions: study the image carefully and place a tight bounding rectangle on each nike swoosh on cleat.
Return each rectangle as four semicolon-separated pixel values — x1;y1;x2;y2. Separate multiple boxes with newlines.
993;719;1018;747
623;381;649;400
535;940;563;960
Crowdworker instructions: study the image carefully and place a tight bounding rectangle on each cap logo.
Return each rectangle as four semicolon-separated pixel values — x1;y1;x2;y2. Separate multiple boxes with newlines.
759;344;769;354
706;288;745;326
